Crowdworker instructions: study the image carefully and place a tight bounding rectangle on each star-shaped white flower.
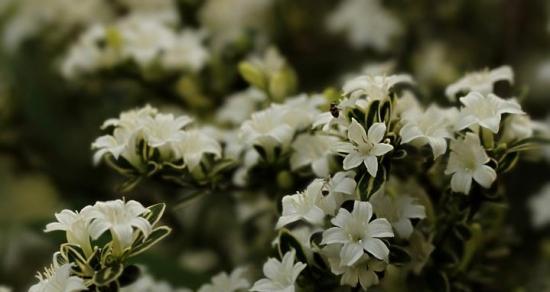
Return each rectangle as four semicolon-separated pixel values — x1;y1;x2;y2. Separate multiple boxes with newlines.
240;107;294;157
143;113;193;148
322;201;394;265
197;268;250;292
44;209;95;256
456;92;524;133
290;133;339;177
174;130;222;171
86;199;153;255
369;191;426;239
250;250;306;292
343;74;414;100
335;119;393;176
322;245;386;290
445;66;514;99
29;263;86;292
400;105;457;158
316;171;357;216
276;179;326;229
445;133;497;194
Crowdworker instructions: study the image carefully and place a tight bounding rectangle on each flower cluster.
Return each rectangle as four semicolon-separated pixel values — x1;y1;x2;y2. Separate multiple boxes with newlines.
92;105;223;184
30;199;171;291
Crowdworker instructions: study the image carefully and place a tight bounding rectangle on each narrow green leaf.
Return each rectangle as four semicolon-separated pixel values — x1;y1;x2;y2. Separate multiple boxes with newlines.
129;226;171;257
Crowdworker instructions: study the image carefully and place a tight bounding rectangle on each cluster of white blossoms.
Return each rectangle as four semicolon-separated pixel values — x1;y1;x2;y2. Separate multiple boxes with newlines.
30;199;171;291
92;105;221;176
61;15;209;78
326;0;403;51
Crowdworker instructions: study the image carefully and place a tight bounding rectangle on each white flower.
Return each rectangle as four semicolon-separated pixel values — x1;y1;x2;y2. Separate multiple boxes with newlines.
369;191;426;239
216;88;267;125
276;179;326;228
446;66;514;99
456;92;524;133
92;128;143;169
143;113;193;148
326;0;402;51
528;183;550;229
86;200;152;255
44;209;94;256
335;119;394;176
29;263;86;292
161;29;210;72
240;107;294;159
173;130;222;171
198;0;274;49
121;273;191;292
322;245;386;290
250;250;306;292
118;17;176;68
500;114;534;143
322;201;394;264
273;94;324;130
400;105;457;158
316;171;357;216
290;133;339;177
343;74;414;101
197;268;250;292
0;285;11;292
445;133;497;194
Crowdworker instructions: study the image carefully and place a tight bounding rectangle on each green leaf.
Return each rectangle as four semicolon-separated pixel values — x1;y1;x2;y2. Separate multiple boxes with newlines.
129;226;172;257
378;100;392;124
357;166;386;201
93;263;123;286
60;243;89;275
278;229;308;264
145;203;166;226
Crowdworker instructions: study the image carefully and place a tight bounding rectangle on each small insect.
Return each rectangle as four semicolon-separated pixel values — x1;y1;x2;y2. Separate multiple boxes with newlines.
330;103;339;118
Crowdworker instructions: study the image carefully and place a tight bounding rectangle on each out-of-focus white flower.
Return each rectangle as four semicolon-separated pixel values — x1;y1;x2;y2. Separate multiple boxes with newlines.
118;0;180;25
322;201;394;264
161;29;210;72
343;74;414;101
250;250;306;292
369;191;426;239
528;183;550;229
274;94;324;130
29;263;86;292
197;268;250;292
400;105;457;158
327;0;402;51
445;133;496;194
0;285;11;292
276;179;326;228
240;107;294;158
44;209;94;256
199;0;274;49
445;66;514;99
500;115;535;143
173;130;222;171
334;120;393;177
118;17;176;68
456;92;524;134
2;0;111;51
322;245;386;290
87;199;152;254
121;273;191;292
290;133;339;177
92;127;143;169
217;88;267;125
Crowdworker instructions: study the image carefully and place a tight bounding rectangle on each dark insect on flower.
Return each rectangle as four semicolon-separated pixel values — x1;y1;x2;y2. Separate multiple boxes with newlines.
330;103;339;118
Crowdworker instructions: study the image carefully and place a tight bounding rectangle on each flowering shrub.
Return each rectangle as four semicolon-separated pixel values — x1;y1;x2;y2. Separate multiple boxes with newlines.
2;0;550;291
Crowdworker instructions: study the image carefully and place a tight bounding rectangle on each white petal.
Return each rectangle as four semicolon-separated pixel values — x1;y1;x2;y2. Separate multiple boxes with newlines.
362;238;390;261
364;155;379;177
393;219;414;239
340;242;364;266
343;152;364;170
428;137;448;158
367;218;394;238
347;119;368;145
331;208;352;227
480;116;501;133
473;165;497;188
367;123;386;143
322;227;349;245
370;143;393;156
311;158;330;177
451;172;473;194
